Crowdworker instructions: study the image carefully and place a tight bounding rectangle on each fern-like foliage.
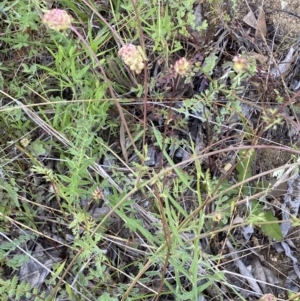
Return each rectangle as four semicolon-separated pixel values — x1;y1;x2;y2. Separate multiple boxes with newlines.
0;233;36;270
0;275;34;300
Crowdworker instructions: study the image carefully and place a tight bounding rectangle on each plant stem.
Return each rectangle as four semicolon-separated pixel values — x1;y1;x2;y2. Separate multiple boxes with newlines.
70;25;137;152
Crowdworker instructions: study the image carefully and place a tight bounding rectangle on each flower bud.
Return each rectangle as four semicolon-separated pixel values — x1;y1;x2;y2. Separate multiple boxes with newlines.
174;57;190;76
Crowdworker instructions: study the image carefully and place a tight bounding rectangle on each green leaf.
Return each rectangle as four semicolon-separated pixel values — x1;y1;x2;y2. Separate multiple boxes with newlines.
65;283;74;300
261;210;283;241
97;292;118;301
251;200;283;241
236;149;255;181
236;149;256;195
53;260;66;279
0;179;19;207
31;140;47;156
202;54;218;75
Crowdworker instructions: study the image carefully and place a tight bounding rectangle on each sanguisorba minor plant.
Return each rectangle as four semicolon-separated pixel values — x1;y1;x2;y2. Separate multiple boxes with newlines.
1;1;280;300
40;7;226;301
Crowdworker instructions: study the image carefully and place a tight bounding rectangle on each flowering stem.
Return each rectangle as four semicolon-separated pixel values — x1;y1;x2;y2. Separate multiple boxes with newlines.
130;0;148;163
70;25;136;151
160;74;180;167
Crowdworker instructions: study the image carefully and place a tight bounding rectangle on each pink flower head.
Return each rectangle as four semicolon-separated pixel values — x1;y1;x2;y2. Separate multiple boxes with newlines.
174;57;190;76
42;9;73;31
233;55;247;72
259;294;277;301
118;44;145;74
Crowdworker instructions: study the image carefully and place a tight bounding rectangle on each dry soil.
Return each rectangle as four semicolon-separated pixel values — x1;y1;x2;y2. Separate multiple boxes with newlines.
237;0;300;39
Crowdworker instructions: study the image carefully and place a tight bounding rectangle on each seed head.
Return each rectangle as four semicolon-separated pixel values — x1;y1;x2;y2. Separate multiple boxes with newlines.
118;44;145;74
42;9;73;31
174;57;190;76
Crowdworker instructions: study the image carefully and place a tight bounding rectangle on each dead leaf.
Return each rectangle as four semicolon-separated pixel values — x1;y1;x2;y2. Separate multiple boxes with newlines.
19;243;61;288
242;8;266;39
252;258;267;293
255;8;267;39
226;240;263;294
270;47;295;78
247;52;269;65
243;10;257;29
232;216;244;224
